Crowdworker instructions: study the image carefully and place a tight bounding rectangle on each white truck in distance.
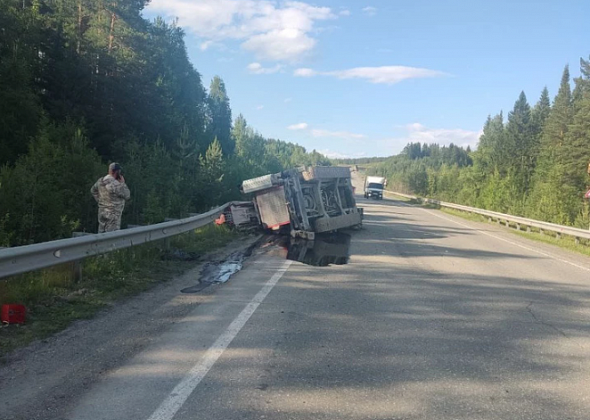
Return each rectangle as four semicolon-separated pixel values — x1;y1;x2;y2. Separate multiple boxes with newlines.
364;176;386;200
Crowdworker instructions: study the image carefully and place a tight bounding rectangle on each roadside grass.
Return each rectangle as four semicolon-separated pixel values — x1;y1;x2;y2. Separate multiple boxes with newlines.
383;192;427;207
0;224;242;358
439;207;590;258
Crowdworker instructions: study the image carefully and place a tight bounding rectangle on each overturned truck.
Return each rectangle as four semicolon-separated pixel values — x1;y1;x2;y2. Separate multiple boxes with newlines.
242;166;363;239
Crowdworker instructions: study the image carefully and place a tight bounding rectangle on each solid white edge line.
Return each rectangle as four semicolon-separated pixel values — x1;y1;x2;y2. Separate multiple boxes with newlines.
146;260;293;420
422;208;590;273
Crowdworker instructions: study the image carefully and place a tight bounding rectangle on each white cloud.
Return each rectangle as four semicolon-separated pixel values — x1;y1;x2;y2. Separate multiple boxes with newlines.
247;62;283;74
311;129;367;140
339;10;351;16
293;65;446;85
362;6;377;16
243;29;317;61
294;68;317;77
256;105;265;110
146;0;338;62
284;97;293;103
288;123;309;130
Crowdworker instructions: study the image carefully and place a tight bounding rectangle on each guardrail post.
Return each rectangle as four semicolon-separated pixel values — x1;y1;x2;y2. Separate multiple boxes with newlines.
575;237;581;245
163;219;179;250
73;260;82;283
540;229;544;236
556;232;562;240
527;226;531;233
71;232;92;283
516;223;521;231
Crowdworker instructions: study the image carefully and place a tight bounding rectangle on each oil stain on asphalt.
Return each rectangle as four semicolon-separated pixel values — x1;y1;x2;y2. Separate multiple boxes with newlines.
181;233;352;293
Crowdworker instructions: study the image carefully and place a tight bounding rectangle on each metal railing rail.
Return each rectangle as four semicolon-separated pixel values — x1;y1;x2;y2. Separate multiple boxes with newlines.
384;191;590;242
0;202;240;280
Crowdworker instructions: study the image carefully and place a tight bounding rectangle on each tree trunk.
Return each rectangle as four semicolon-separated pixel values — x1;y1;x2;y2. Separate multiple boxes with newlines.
108;9;116;53
77;0;82;54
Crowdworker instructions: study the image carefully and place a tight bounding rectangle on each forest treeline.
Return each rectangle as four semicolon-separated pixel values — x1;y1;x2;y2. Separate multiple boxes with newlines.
0;0;329;246
371;60;590;228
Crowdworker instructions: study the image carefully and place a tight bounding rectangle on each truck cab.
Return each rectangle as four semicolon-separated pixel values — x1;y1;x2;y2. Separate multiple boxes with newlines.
364;176;386;200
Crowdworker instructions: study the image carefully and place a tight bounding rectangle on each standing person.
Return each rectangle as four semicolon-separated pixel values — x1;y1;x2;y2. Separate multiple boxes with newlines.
91;163;131;233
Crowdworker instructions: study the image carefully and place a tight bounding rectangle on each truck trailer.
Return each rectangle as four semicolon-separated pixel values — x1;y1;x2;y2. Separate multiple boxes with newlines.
241;166;363;239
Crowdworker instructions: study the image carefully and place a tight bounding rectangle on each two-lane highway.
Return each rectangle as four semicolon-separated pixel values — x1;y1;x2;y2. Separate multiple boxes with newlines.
2;197;590;420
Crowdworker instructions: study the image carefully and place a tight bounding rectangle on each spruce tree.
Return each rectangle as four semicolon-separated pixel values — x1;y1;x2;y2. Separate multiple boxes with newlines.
527;66;575;222
208;76;234;155
561;58;590;203
504;91;538;202
531;87;551;139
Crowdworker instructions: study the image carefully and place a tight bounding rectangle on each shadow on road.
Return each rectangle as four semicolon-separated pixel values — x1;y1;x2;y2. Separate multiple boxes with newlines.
109;199;590;419
16;194;587;420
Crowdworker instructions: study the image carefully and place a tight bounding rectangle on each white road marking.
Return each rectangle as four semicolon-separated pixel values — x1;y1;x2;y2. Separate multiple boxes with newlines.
422;208;590;274
146;260;293;420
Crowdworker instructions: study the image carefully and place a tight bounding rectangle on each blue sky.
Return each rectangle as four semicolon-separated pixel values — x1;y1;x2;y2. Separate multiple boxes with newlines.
144;0;589;158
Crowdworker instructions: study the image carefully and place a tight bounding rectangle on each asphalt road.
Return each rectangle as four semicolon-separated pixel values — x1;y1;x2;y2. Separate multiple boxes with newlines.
2;197;590;420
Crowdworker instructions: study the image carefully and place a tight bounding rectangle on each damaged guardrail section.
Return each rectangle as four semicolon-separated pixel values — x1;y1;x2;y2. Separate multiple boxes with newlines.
385;191;590;243
0;203;240;280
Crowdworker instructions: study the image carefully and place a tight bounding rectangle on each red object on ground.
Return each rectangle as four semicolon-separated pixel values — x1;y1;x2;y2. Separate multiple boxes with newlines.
585;189;590;199
1;304;26;324
215;213;226;225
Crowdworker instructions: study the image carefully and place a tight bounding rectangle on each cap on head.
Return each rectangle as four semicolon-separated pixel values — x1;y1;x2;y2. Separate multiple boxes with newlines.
109;162;122;172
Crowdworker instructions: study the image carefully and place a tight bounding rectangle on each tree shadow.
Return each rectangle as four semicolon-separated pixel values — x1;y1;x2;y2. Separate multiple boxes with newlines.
181;263;590;419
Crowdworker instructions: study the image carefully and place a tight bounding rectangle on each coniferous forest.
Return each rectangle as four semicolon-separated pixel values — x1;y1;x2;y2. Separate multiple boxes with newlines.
2;2;589;246
0;0;329;246
372;61;590;229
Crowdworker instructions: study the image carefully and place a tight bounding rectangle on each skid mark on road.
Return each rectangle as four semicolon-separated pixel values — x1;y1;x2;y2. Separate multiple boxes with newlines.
422;208;590;274
147;260;293;420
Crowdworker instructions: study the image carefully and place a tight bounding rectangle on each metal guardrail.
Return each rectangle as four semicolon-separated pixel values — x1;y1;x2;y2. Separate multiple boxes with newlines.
0;202;239;280
384;191;590;242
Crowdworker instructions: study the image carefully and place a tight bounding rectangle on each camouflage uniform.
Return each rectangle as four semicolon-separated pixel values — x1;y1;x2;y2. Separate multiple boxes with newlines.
91;175;131;233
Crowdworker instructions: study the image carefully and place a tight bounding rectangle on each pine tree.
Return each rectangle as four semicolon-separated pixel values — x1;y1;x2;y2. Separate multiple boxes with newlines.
542;66;573;153
232;114;249;157
0;1;43;165
474;113;504;175
531;87;551;139
561;57;590;207
527;66;575;222
199;138;226;206
504;91;535;197
208;76;234;155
